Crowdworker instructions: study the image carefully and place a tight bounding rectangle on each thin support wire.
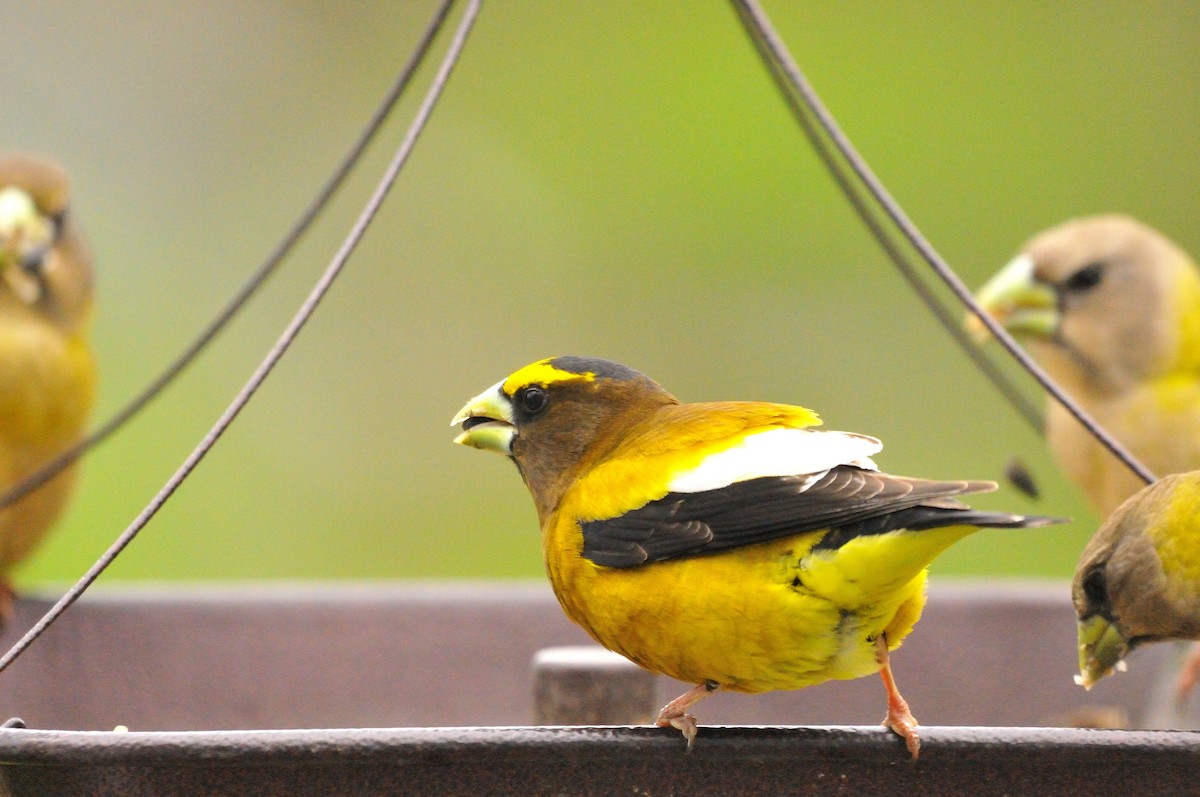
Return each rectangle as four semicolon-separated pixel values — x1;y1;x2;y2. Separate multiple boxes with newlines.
0;0;459;513
729;2;1042;433
732;0;1155;485
0;0;483;675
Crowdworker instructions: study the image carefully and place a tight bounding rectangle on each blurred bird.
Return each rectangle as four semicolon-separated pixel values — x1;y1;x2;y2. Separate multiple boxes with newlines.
969;215;1200;518
0;155;96;618
1073;472;1200;689
452;356;1060;758
970;216;1200;698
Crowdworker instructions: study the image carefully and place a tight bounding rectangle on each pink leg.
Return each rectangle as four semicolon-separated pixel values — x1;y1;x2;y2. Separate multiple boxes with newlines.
0;581;15;627
1174;643;1200;703
876;634;920;759
655;680;718;751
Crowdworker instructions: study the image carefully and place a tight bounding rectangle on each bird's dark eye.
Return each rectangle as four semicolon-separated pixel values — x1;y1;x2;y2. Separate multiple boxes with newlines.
1064;262;1105;293
518;386;548;415
1081;565;1109;608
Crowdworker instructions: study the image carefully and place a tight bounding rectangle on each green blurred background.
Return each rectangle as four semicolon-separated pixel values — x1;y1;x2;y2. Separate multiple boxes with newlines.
2;2;1198;585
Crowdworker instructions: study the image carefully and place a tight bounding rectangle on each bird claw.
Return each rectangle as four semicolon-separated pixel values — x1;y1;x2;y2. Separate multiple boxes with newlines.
655;682;717;753
657;712;699;751
883;706;921;760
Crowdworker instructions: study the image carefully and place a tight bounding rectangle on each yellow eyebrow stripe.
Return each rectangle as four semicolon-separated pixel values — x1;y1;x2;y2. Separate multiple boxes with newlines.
502;358;595;394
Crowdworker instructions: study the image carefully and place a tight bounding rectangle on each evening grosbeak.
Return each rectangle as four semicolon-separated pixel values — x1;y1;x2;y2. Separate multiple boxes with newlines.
452;356;1060;758
970;215;1200;518
970;216;1200;696
1074;472;1200;689
0;155;96;617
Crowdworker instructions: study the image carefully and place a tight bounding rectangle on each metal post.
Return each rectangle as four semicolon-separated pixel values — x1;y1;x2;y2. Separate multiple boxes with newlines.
532;646;657;725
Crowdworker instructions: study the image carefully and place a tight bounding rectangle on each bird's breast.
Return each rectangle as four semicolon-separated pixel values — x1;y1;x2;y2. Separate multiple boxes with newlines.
1046;374;1200;516
0;319;94;446
0;318;95;571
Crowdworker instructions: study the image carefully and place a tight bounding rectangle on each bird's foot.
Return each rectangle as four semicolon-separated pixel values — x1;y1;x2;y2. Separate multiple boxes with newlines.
882;697;921;760
655;681;718;752
656;711;699;751
876;633;920;759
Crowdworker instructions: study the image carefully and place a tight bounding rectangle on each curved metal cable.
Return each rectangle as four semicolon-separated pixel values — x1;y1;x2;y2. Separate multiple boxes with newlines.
0;0;483;675
729;1;1042;432
732;0;1155;485
0;0;459;513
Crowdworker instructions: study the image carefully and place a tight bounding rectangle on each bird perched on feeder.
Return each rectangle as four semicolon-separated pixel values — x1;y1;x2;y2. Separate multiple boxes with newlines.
1074;471;1200;689
969;215;1200;518
970;216;1200;697
0;155;96;618
452;356;1061;758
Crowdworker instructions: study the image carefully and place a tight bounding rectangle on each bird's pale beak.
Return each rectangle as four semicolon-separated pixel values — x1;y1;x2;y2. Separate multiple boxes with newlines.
451;381;516;455
965;254;1059;343
0;186;53;304
1074;614;1129;689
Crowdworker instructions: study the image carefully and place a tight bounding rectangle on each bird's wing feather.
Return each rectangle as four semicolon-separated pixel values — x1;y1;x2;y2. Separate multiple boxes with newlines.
665;427;881;492
581;465;1003;568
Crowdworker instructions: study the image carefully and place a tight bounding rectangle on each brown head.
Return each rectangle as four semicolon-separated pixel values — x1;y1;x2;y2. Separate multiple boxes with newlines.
451;356;677;521
0;154;94;336
1073;471;1200;687
973;215;1198;395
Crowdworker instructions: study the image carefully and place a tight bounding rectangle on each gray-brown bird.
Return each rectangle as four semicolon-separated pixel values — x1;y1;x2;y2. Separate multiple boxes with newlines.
1074;471;1200;689
971;215;1200;518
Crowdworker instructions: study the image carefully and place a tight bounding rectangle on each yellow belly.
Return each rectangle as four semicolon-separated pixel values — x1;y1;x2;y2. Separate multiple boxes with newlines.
543;516;928;693
0;319;95;573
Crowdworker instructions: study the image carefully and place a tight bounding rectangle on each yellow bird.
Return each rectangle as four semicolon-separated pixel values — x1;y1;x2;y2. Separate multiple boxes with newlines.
0;155;96;617
970;215;1200;518
1074;471;1200;689
972;217;1200;696
452;356;1060;757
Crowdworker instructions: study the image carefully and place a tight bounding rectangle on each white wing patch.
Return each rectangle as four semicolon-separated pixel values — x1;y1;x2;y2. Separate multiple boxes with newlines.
666;427;883;494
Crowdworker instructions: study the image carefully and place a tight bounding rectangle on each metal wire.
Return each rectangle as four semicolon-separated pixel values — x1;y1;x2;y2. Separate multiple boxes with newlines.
0;0;459;513
0;0;484;675
731;0;1155;485
728;1;1043;433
